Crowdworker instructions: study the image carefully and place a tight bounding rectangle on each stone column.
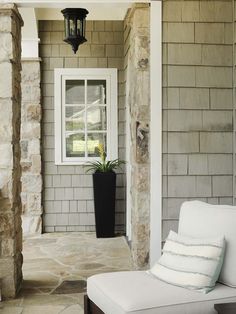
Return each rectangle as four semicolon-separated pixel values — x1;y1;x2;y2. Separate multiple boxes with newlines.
0;4;23;298
126;5;150;268
21;59;42;235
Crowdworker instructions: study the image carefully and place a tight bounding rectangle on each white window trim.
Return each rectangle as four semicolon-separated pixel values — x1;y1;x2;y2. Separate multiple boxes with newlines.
54;68;118;165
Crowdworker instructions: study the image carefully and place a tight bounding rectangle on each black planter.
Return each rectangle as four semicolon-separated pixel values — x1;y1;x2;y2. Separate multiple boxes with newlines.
93;171;116;238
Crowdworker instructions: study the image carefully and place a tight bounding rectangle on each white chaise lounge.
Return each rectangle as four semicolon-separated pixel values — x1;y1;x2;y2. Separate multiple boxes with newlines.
85;201;236;314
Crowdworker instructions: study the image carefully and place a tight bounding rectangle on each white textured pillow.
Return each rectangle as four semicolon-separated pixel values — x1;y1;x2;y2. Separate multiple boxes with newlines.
149;231;225;293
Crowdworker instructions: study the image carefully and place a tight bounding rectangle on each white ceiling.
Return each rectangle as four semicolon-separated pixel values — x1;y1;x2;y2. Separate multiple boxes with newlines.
35;4;131;20
12;1;149;20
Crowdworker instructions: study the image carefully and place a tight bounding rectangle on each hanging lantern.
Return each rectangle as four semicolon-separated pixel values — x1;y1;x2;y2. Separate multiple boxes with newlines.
61;8;89;54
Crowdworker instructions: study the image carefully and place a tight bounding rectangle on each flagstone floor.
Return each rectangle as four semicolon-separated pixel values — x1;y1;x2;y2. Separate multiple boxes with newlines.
0;233;133;314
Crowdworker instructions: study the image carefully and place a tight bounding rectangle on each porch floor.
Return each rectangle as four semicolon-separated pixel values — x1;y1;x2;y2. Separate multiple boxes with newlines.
1;232;133;314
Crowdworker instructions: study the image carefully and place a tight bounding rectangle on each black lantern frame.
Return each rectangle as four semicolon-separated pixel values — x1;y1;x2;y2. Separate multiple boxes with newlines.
61;8;89;54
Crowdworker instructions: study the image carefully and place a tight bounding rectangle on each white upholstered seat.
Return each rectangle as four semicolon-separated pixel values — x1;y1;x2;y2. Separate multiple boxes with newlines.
87;201;236;314
87;271;236;314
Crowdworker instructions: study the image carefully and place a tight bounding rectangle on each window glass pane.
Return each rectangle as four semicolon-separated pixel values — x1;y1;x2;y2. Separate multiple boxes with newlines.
65;106;85;131
87;106;107;131
66;80;85;104
87;133;107;157
87;80;106;105
66;133;85;157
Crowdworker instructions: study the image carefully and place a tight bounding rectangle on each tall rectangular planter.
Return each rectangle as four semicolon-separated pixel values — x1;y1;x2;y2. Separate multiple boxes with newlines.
92;171;116;238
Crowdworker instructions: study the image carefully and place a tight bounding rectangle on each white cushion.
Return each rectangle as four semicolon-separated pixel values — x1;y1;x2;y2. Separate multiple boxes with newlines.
87;271;236;314
149;231;225;293
178;201;236;287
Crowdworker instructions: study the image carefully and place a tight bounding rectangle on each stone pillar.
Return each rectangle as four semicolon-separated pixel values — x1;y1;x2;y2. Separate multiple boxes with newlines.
0;4;23;298
126;5;150;268
21;59;42;235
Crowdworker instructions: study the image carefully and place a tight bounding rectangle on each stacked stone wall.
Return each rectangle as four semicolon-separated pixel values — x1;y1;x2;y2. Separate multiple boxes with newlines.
124;4;150;268
162;0;233;242
0;4;23;299
21;60;42;235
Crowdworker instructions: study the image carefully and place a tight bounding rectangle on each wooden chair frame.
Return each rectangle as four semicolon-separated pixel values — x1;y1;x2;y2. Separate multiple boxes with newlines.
84;295;105;314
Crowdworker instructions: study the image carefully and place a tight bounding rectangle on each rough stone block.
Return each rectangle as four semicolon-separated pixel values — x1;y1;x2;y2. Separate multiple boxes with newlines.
195;23;224;44
167;154;188;175
202;111;233;131
168;132;199;153
196;67;232;88
189;154;208;175
163;22;194;43
210;89;232;109
208;154;232;175
168;43;201;65
200;132;232;153
0;33;12;61
0;15;11;32
167;110;202;131
179;88;209;109
0;62;12;98
202;45;232;66
0;144;13;168
21;175;42;193
168;66;195;87
212;175;233;197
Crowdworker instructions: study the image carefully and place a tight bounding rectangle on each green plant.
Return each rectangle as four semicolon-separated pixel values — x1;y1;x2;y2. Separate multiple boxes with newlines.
86;144;125;173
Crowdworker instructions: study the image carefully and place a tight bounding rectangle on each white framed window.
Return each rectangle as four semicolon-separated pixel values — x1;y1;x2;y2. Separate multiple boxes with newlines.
54;68;118;165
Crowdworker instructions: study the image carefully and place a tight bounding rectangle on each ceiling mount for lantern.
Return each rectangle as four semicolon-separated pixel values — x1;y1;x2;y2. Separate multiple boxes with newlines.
61;8;89;54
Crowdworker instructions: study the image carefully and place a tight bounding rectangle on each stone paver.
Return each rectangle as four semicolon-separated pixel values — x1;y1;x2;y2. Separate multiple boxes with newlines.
1;232;133;313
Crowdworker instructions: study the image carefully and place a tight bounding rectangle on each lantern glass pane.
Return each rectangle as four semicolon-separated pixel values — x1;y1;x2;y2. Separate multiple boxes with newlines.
77;20;81;36
64;18;69;37
69;18;76;36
